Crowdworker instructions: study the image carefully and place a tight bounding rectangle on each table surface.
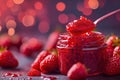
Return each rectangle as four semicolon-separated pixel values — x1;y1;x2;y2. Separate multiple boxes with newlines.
0;49;120;80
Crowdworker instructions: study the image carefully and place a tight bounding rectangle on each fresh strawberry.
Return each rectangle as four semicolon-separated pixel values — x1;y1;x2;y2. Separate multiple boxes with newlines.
40;53;59;74
0;34;12;49
44;31;60;50
113;46;120;55
103;54;120;75
0;48;18;68
67;62;88;80
104;35;119;61
10;34;22;48
27;68;41;76
66;16;95;35
31;50;50;70
106;35;118;47
104;45;114;61
20;38;43;57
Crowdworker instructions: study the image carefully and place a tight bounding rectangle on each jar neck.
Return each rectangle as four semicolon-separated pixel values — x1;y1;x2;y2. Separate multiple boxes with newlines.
57;31;105;49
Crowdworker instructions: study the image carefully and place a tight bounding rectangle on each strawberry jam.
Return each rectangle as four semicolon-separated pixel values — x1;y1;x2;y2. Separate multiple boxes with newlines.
57;16;106;75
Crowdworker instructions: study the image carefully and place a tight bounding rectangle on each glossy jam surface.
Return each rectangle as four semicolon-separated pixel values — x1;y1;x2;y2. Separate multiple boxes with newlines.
57;32;106;75
66;16;96;35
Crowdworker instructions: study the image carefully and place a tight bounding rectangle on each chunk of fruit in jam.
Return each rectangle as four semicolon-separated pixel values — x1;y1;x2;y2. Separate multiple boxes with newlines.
66;16;96;35
57;16;106;75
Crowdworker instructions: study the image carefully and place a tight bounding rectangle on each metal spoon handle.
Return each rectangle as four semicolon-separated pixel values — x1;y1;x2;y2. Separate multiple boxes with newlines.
94;9;120;25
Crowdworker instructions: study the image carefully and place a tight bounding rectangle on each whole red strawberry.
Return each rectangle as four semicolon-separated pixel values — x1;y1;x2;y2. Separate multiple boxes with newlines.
20;38;43;57
104;35;119;61
113;46;120;55
0;48;18;68
40;53;59;74
44;31;60;50
66;16;95;35
31;50;50;70
27;68;41;76
67;62;88;80
104;54;120;75
0;34;12;49
106;35;118;46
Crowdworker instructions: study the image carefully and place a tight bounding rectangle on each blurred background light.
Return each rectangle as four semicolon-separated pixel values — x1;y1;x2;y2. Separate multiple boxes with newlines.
22;15;35;27
0;25;2;31
58;13;68;24
8;27;15;36
0;0;119;35
13;0;24;5
56;2;66;12
34;1;43;10
6;19;16;29
88;0;99;9
38;21;50;34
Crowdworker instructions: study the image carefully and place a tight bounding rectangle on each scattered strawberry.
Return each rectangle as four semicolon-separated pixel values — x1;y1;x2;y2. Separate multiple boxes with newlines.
20;38;43;57
67;62;88;80
27;68;41;76
0;48;18;68
10;34;22;48
31;50;50;70
104;54;120;75
44;31;60;50
0;34;12;49
66;16;96;35
40;52;59;74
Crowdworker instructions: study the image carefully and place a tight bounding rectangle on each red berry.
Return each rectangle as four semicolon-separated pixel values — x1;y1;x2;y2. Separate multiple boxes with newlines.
40;54;59;74
10;34;22;48
106;35;118;46
0;34;12;49
27;68;41;76
67;62;88;80
104;54;120;75
31;50;50;70
66;16;95;35
20;38;43;57
113;46;120;55
44;31;60;50
0;49;18;68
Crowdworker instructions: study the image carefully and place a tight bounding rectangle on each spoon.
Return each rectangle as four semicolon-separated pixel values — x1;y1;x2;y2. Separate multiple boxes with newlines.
94;9;120;25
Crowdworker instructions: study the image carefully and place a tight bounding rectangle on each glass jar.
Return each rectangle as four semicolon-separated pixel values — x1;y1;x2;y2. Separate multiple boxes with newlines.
57;32;106;75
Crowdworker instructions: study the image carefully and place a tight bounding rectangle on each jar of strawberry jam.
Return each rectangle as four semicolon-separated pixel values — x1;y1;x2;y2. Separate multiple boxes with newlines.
57;31;106;75
57;16;107;75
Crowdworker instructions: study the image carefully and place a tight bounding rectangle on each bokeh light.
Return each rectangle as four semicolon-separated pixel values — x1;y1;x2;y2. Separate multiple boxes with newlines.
38;21;50;34
13;0;24;5
8;28;15;36
88;0;99;9
0;25;2;31
6;0;14;8
58;13;68;24
22;15;35;27
56;2;66;12
6;19;16;29
34;2;43;10
82;8;92;16
77;3;92;16
77;3;84;12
